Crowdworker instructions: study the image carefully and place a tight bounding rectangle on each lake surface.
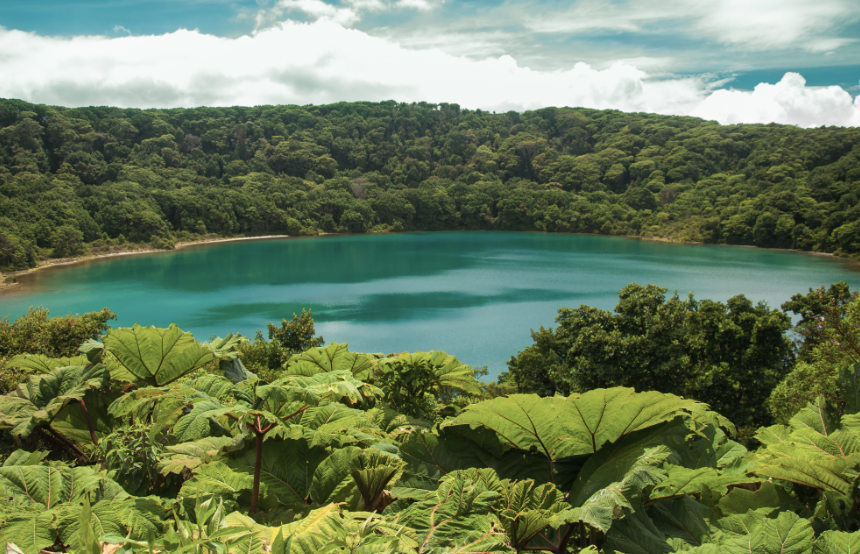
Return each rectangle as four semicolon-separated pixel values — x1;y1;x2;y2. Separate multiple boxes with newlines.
2;232;859;378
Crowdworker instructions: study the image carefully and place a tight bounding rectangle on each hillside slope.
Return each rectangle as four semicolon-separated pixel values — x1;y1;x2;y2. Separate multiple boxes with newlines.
1;99;858;270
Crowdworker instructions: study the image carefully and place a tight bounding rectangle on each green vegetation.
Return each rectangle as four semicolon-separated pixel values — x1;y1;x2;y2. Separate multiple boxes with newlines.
768;283;860;422
0;307;115;393
238;309;325;381
2;98;859;272
1;283;860;552
505;282;860;435
503;283;793;434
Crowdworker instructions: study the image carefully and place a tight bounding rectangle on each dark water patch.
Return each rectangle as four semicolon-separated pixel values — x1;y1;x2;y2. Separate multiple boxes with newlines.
188;288;575;326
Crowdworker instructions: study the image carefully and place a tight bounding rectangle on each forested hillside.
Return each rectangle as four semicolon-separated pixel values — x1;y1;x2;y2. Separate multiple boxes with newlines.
1;98;859;271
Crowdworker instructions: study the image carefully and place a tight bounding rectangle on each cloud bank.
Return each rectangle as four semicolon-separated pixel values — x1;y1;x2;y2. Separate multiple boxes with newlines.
0;21;857;127
524;0;857;53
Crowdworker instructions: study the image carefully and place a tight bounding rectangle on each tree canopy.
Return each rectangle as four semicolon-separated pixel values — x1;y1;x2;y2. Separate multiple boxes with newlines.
1;99;858;271
502;283;793;432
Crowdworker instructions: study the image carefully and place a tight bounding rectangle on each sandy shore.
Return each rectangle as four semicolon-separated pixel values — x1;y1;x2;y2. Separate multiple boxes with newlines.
0;235;290;292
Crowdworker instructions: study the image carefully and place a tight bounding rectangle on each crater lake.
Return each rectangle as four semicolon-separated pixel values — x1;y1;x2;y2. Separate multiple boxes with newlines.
2;232;859;378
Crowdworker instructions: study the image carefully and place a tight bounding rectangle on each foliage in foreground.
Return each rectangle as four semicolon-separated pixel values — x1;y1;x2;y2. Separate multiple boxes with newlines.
1;314;860;552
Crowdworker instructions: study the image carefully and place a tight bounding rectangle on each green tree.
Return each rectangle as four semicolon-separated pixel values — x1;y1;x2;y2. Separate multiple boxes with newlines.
50;225;84;258
781;281;857;360
370;351;482;419
770;288;860;422
0;308;115;392
503;284;792;429
238;309;324;378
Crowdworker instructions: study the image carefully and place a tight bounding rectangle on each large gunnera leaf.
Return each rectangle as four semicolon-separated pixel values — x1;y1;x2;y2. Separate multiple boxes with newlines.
257;504;419;554
267;504;347;553
496;478;577;550
442;388;715;482
813;529;860;553
103;324;215;385
0;464;146;554
0;364;108;439
754;397;860;495
683;510;815;553
2;450;49;467
273;370;382;407
5;353;89;374
0;464;125;510
349;449;405;511
396;468;508;553
285;343;375;378
375;351;484;396
0;511;56;554
180;461;255;499
650;464;760;500
56;497;165;549
296;403;381;447
158;435;246;475
399;428;496;483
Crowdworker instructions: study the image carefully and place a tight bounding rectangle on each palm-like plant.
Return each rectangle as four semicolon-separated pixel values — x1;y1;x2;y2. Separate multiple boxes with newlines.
0;362;108;457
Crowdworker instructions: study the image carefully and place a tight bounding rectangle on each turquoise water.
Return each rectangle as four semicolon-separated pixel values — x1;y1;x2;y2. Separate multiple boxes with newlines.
2;232;858;378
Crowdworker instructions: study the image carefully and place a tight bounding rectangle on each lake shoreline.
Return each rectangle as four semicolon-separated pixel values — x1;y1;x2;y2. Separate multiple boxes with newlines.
0;234;291;292
1;231;857;294
625;234;860;266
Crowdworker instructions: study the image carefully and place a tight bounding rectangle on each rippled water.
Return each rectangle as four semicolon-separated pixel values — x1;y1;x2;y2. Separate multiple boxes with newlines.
2;232;858;378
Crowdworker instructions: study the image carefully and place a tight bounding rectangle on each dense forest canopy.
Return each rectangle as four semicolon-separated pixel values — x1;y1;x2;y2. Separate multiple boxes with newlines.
1;98;858;271
3;92;860;550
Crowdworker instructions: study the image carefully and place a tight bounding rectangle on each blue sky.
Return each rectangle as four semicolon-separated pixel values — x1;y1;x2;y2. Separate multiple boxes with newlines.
0;0;259;37
0;0;858;126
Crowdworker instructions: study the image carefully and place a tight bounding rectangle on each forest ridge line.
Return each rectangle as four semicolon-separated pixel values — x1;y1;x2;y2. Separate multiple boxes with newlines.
1;98;858;272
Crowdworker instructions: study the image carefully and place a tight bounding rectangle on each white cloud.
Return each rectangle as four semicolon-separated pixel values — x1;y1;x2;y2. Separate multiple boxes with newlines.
805;37;857;53
692;73;860;127
0;22;856;127
525;0;858;54
525;0;686;34
384;28;518;61
854;97;860;127
695;0;855;51
394;0;438;10
255;0;360;28
253;0;442;30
